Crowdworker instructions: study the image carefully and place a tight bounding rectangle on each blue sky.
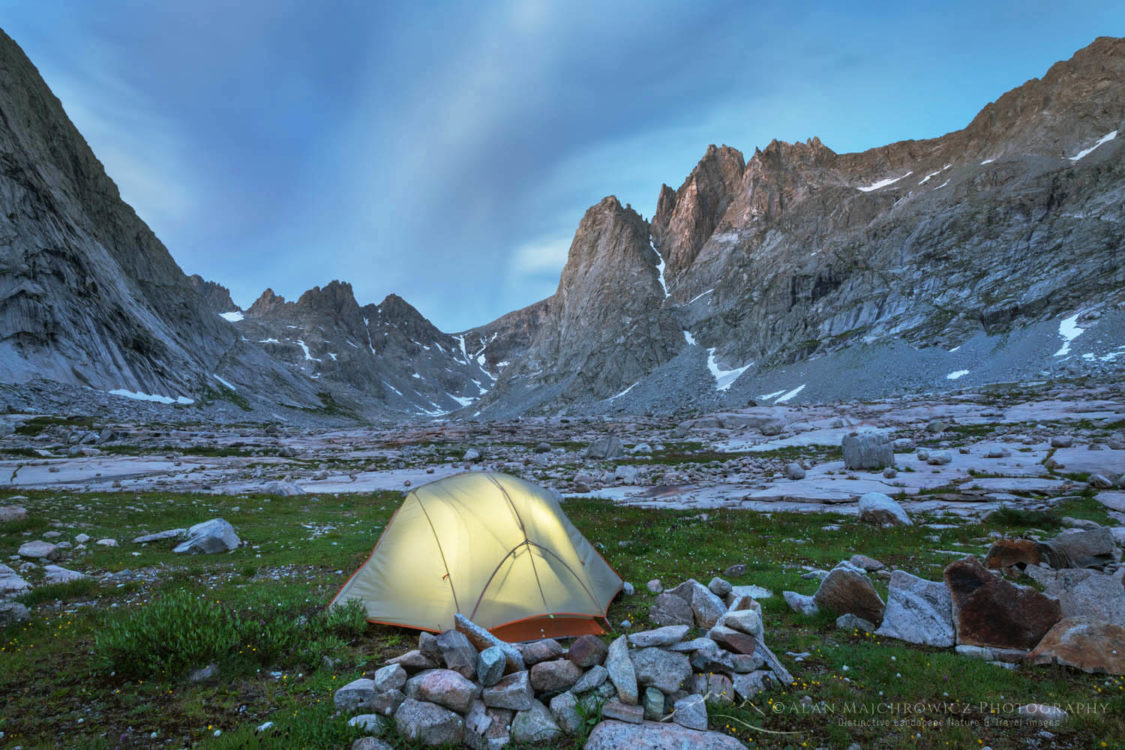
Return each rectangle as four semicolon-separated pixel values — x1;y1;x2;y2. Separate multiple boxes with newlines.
2;1;1122;330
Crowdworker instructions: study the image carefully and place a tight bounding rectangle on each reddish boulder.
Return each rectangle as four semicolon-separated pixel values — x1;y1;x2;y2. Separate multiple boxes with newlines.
944;556;1061;650
813;563;885;626
1027;617;1125;675
983;538;1042;570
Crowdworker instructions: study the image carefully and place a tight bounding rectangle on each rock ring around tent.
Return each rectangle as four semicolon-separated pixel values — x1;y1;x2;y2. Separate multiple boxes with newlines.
330;471;623;641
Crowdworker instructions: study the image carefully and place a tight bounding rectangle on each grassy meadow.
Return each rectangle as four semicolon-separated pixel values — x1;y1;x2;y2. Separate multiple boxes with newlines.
1;485;1122;749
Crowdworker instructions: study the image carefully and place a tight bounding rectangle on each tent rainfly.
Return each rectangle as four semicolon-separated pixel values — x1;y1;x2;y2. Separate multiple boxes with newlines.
330;471;623;641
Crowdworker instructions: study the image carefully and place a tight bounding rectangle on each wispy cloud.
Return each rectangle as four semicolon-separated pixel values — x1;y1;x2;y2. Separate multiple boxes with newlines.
1;1;1122;330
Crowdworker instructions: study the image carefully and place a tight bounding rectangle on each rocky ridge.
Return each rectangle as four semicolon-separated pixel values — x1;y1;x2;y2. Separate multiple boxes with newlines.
1;29;1124;420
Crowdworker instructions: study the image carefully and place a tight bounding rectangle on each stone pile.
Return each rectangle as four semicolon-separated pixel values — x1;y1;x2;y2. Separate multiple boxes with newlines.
333;579;787;748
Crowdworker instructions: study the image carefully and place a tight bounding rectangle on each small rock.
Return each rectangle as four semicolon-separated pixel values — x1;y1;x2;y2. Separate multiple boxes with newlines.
585;720;745;749
602;698;644;724
848;554;884;571
366;689;405;717
731;670;773;700
96;538;117;547
530;659;582;694
188;663;219;683
18;540;59;560
481;670;534;711
416;669;480;713
436;629;479;679
813;563;885;625
387;650;438;673
622;581;635;596
477;647;506;687
631;647;692;694
549;691;582;734
0;506;28;523
0;602;30;628
394;698;464;746
785;462;806;480
836;613;877;632
672;693;708;730
605;635;638;705
783;590;819;616
858;492;912;527
172;519;240;554
373;663;408;693
572;664;609;694
842;433;893;470
520;638;564;666
628;625;690;648
723;563;746;577
464;701;512;750
335;678;376;712
646;579;663;594
708;625;758;655
649;592;694;627
510;699;560;744
708;577;732;597
567;634;608;668
1050;436;1073;448
585;437;624;460
132;528;186;544
642;686;664;720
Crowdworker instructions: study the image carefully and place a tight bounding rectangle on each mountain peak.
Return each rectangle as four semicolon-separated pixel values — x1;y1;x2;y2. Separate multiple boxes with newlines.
651;144;745;281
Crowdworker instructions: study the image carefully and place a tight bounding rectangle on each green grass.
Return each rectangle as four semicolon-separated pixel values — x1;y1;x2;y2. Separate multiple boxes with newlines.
15;578;98;607
0;487;1121;748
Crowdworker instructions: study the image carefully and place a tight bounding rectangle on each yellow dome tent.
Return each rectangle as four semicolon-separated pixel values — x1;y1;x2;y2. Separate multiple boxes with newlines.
330;471;623;641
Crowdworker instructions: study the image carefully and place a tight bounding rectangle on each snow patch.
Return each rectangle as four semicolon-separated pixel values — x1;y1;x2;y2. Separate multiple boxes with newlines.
219;311;243;323
705;348;751;391
109;389;194;405
945;370;970;380
773;384;806;403
649;239;670;298
857;172;912;192
1053;313;1085;357
683;330;697;346
687;288;714;304
980;158;995;165
212;374;236;391
934;179;951;190
758;389;786;402
1069;130;1117;162
327;352;337;361
296;340;320;362
259;338;280;344
608;382;639;401
448;393;474;407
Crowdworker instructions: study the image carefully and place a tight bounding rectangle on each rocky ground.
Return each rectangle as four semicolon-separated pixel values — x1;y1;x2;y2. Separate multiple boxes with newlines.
3;379;1123;521
1;379;1124;748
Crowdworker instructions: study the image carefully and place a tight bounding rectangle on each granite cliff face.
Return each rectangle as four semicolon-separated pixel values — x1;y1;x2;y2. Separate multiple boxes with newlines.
0;28;320;408
478;197;683;410
476;36;1125;415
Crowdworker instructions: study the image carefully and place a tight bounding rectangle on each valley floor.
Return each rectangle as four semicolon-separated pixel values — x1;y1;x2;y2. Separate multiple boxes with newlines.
1;379;1124;748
